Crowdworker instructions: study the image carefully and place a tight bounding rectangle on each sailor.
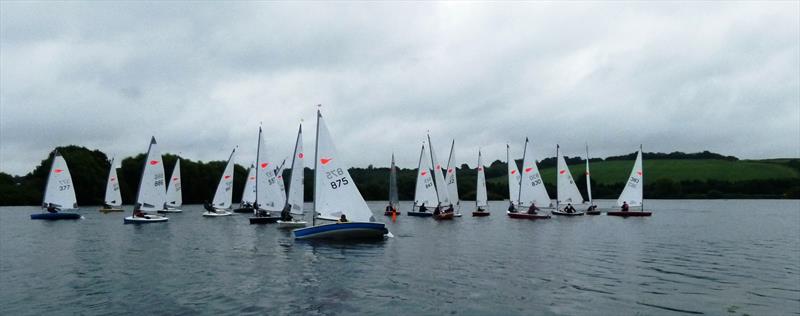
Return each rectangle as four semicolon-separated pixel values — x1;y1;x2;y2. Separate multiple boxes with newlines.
527;203;539;214
46;203;58;213
508;202;517;213
203;201;216;213
338;214;348;223
419;203;428;213
385;204;393;214
586;204;597;212
433;206;441;216
621;201;629;212
565;203;576;213
446;204;454;213
280;204;293;221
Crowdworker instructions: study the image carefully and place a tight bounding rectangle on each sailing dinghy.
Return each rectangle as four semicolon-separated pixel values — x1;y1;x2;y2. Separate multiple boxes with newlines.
384;153;400;217
444;140;462;217
551;145;585;216
32;150;81;220
233;164;257;213
428;134;455;220
203;148;236;217
472;150;490;217
277;124;308;229
293;109;389;240
160;158;183;213
407;143;437;217
124;137;168;223
584;144;601;215
99;157;123;213
249;127;282;224
608;146;652;217
507;138;551;220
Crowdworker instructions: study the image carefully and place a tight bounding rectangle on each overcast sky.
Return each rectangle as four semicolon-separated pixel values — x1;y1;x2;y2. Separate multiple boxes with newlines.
1;1;798;176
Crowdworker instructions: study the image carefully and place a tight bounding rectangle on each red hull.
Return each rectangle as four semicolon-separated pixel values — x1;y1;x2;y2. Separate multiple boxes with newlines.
472;211;490;217
607;211;652;217
434;213;455;220
507;212;550;219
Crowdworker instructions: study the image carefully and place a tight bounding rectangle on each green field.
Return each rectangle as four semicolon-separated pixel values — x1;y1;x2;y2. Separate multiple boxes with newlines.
488;159;800;186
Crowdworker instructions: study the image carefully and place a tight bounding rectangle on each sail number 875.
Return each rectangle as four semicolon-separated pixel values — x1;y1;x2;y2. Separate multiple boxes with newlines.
327;168;350;189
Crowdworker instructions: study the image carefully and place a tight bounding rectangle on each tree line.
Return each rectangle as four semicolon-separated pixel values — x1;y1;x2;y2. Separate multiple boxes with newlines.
0;146;797;207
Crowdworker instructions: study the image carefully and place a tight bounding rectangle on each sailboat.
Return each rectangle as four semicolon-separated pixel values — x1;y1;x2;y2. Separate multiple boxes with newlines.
608;146;652;217
249;126;283;224
124;137;168;223
428;134;455;220
444;140;462;217
203;148;236;217
160;158;183;213
233;164;257;213
407;143;437;217
99;157;123;213
507;144;521;209
552;145;586;216
32;150;81;220
472;150;490;217
508;138;551;219
277;124;308;229
384;153;400;217
585;144;601;215
293;109;389;240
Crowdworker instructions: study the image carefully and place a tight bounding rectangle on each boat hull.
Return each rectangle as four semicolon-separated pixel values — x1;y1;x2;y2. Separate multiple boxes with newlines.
585;211;602;215
434;212;454;220
124;215;168;224
31;213;81;220
607;211;652;217
99;208;124;213
472;211;490;217
551;210;585;216
277;220;308;229
384;211;401;216
407;211;433;217
507;211;551;219
233;207;254;213
158;208;182;213
454;213;462;218
293;222;388;240
249;216;279;224
202;210;233;217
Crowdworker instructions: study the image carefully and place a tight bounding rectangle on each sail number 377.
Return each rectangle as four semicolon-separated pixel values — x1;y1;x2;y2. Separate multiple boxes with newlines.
326;168;350;189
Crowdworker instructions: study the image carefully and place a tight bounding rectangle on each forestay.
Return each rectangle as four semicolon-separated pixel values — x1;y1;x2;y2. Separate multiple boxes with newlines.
617;150;644;207
507;144;521;206
556;146;584;204
476;150;488;208
427;134;451;206
104;157;122;207
313;111;375;222
135;137;166;213
286;124;305;215
413;144;439;207
44;151;78;210
165;158;182;208
212;148;237;209
444;140;460;209
241;165;257;205
518;138;551;207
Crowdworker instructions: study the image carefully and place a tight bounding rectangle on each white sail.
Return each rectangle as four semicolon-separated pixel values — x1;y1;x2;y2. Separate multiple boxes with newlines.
444;140;460;209
518;138;551;207
313;111;374;222
389;153;399;206
275;158;287;206
585;144;593;204
165;159;182;208
241;164;256;205
135;137;166;213
476;150;488;208
43;151;78;210
413;144;438;208
617;150;644;207
556;146;584;205
255;127;284;212
506;144;521;205
103;157;121;207
427;134;450;206
212;148;236;209
286;124;305;215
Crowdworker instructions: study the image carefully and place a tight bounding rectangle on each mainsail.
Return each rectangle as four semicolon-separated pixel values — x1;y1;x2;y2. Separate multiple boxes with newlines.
617;149;644;207
556;145;584;205
103;157;121;207
518;138;551;207
43;150;78;210
165;159;182;208
135;137;166;213
211;148;236;209
286;124;305;215
476;150;488;208
413;144;438;208
427;134;450;206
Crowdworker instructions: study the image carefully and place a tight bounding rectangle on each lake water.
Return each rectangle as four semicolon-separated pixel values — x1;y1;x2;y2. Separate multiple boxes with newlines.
1;200;798;315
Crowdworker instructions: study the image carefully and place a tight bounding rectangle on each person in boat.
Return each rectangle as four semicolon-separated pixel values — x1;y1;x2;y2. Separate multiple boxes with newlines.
133;209;146;218
445;204;454;214
527;203;539;214
280;204;293;221
433;206;441;216
203;201;216;213
621;201;629;212
101;202;112;210
586;204;597;212
338;214;348;223
385;204;394;214
564;203;576;213
46;203;59;213
418;203;428;213
508;202;517;213
477;206;485;212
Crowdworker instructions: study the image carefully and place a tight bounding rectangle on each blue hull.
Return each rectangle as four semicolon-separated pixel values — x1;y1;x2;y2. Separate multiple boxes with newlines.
293;222;388;240
31;213;81;220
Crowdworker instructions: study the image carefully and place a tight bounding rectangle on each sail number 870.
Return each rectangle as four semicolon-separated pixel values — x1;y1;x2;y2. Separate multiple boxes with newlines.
327;168;350;189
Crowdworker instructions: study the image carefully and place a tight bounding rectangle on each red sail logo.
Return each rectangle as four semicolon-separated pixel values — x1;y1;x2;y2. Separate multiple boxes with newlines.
261;163;269;169
478;167;483;171
524;167;533;173
110;177;116;181
320;158;332;165
249;176;255;180
224;175;231;179
585;171;590;176
559;170;566;174
448;168;454;174
298;153;304;159
421;171;428;176
173;177;179;181
149;160;159;165
435;164;441;170
636;171;643;176
54;169;63;174
510;170;517;175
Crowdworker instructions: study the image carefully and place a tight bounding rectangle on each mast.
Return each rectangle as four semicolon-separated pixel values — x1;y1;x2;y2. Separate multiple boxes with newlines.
254;126;262;213
414;143;425;210
556;144;559;211
312;107;321;226
640;144;644;212
585;143;592;205
42;150;57;208
134;137;155;214
516;137;528;206
426;133;439;207
285;124;302;209
476;149;480;208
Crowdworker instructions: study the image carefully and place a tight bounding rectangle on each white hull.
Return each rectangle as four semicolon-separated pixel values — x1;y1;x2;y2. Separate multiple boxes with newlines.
277;220;308;229
454;212;462;217
158;208;183;213
124;215;168;223
202;210;233;217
